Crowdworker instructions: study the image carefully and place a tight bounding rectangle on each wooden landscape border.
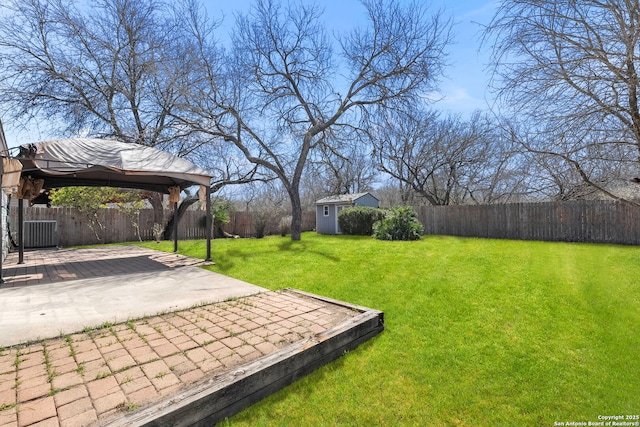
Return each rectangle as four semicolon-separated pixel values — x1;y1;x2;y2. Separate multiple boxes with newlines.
105;289;384;427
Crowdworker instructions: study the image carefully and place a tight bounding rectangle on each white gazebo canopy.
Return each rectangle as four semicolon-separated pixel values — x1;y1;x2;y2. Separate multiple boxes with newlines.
0;137;214;283
17;138;211;192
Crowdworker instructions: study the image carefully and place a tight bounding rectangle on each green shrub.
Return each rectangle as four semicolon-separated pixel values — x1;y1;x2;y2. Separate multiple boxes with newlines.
338;206;386;236
373;206;423;240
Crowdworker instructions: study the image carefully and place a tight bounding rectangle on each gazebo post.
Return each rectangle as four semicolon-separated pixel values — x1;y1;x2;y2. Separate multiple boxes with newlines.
18;198;24;264
205;185;211;262
173;201;178;253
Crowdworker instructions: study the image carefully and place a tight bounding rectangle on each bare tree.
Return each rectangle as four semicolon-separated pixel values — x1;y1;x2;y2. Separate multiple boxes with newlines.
374;182;420;208
485;0;640;202
0;0;196;149
0;0;267;227
534;154;603;201
373;109;522;205
239;180;290;238
309;135;377;196
187;138;274;194
176;0;452;240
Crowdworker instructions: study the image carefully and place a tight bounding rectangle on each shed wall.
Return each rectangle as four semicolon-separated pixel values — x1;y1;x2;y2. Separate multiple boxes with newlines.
316;205;336;234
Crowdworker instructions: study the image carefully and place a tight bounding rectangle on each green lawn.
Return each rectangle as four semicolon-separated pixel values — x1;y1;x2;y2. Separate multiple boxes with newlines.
138;233;640;426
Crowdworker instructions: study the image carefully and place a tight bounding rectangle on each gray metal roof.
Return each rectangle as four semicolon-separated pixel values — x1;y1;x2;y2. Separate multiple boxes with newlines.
315;192;378;204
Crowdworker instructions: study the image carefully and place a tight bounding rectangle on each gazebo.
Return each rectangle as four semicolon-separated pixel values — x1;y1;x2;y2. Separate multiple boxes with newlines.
0;134;213;283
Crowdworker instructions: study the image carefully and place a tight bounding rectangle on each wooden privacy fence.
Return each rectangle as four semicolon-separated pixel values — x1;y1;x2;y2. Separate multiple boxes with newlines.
9;206;316;247
16;201;637;246
415;200;640;245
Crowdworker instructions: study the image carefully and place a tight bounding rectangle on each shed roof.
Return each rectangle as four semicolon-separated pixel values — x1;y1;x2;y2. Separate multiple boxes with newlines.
16;138;212;193
315;192;378;205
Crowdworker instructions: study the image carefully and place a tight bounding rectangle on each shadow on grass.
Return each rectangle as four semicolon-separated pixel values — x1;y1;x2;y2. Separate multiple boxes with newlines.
210;238;342;273
276;239;341;262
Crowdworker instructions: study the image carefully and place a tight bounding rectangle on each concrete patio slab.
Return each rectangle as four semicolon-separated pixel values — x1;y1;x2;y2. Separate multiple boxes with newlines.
0;267;266;347
0;246;384;426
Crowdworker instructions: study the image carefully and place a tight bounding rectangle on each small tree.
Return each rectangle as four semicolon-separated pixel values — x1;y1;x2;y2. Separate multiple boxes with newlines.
338;206;386;236
50;187;119;242
198;197;234;237
373;206;423;241
114;192;145;242
50;186;149;242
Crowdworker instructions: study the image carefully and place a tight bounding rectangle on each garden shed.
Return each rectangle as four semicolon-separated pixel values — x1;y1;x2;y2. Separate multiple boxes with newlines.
315;192;379;235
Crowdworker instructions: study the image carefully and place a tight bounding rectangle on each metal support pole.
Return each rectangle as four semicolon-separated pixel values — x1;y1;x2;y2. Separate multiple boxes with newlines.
173;201;178;253
0;160;4;284
18;198;24;264
205;186;211;262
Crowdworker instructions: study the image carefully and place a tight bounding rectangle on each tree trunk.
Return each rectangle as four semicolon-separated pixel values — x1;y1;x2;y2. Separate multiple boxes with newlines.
161;197;199;240
149;192;164;227
289;191;303;241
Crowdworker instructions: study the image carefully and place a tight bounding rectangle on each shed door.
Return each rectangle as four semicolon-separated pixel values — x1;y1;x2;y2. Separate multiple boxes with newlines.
336;205;344;234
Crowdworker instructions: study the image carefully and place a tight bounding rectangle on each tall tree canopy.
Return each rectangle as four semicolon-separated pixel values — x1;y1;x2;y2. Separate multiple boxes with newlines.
176;0;452;240
373;110;525;205
0;0;268;211
485;0;640;201
1;0;453;240
0;0;193;149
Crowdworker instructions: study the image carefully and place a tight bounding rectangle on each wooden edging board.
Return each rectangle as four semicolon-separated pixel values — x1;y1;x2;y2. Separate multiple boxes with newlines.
105;289;385;427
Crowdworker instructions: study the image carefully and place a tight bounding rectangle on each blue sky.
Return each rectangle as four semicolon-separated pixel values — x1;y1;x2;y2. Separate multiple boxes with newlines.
433;0;498;115
211;0;497;115
3;0;498;147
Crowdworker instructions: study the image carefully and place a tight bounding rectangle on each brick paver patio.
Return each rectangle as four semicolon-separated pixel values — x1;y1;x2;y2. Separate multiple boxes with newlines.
0;290;358;426
1;246;210;288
